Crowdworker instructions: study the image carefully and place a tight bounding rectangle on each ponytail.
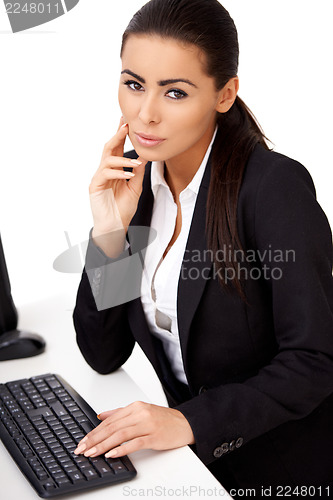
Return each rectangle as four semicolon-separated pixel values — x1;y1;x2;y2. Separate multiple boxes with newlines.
206;97;270;299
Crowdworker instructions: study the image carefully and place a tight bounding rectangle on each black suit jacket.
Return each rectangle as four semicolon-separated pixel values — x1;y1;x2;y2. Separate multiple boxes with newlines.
73;143;333;489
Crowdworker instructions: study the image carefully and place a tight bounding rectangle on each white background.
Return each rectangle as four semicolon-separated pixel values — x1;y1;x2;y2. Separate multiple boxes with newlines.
0;0;333;399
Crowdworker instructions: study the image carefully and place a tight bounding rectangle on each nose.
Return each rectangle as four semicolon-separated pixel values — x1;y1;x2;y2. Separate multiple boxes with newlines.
138;93;161;125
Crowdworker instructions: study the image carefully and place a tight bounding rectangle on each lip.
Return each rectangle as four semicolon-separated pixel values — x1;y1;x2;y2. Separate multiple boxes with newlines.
135;132;165;147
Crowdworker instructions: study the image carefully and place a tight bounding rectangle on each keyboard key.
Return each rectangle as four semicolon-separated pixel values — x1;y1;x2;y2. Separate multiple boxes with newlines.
72;432;85;443
51;424;64;432
82;467;99;480
105;458;128;474
56;431;70;440
71;409;84;419
53;447;66;457
51;401;68;418
60;415;72;424
73;455;89;464
80;421;95;435
44;456;57;466
68;471;85;484
46;379;61;390
92;459;114;477
43;392;57;402
43;481;56;491
62;438;74;446
54;450;67;459
56;476;71;486
49;441;62;450
37;470;49;480
49;466;63;476
64;401;76;409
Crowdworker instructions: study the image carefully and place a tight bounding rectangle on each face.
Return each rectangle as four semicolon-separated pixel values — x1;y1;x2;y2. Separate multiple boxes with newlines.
119;35;230;165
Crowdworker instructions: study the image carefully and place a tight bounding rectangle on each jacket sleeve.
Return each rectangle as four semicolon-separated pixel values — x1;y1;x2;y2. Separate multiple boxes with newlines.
175;157;333;465
73;230;136;374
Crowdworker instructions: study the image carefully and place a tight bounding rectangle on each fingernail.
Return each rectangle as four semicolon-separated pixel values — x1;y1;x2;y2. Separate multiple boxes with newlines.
121;123;128;128
123;171;135;177
74;443;87;454
84;447;97;457
97;414;101;420
130;160;142;165
105;449;117;458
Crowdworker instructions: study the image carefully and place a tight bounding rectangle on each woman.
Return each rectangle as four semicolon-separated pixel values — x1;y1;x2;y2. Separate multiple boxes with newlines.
73;0;333;495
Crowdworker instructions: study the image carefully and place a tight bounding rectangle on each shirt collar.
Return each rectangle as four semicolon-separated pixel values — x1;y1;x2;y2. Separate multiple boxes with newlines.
151;126;217;199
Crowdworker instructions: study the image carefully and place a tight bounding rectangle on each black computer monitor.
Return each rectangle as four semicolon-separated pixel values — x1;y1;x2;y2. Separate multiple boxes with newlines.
0;233;46;361
0;233;19;335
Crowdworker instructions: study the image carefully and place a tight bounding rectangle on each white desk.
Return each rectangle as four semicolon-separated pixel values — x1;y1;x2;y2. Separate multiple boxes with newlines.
0;294;230;499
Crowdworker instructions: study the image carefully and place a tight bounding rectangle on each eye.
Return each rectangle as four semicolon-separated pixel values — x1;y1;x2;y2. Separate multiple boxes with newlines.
166;89;188;100
123;80;144;92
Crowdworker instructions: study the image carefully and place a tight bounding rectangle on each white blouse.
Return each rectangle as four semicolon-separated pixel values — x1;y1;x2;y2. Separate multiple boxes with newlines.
140;130;217;385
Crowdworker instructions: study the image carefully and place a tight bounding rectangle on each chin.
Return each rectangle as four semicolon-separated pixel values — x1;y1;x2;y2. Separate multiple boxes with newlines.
140;152;165;161
132;144;167;163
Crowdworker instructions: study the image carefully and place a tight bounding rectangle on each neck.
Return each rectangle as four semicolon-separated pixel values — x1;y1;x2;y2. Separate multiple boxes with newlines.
164;123;216;200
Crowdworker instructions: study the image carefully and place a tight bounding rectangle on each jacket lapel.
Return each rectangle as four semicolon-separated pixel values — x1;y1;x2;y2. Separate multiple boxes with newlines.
127;163;162;371
177;153;213;374
129;161;154;253
127;155;213;380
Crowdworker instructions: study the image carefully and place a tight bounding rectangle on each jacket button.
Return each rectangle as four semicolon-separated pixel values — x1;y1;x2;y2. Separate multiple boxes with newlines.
235;437;244;448
213;446;223;458
221;443;229;454
229;440;236;451
198;385;208;395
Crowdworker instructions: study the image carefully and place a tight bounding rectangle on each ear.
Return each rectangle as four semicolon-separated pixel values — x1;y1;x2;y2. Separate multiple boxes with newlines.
215;77;239;113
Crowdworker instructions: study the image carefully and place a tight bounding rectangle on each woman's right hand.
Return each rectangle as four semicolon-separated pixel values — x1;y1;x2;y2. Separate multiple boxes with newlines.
89;121;147;256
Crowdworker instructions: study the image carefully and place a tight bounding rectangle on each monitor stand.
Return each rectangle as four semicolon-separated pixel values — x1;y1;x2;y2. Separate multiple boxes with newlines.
0;233;46;361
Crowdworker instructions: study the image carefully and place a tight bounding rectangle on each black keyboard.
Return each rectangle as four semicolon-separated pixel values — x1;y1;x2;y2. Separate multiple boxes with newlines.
0;373;136;497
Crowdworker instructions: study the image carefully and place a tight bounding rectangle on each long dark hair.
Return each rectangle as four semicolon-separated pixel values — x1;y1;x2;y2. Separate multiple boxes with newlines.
121;0;270;298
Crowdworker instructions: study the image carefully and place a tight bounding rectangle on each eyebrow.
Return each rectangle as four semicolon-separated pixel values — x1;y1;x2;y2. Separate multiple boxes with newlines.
121;69;197;88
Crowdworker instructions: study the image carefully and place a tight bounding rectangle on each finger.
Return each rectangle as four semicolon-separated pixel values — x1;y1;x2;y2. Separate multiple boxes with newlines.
89;170;135;193
98;408;123;420
90;156;143;193
105;436;149;458
83;424;140;458
126;157;148;193
126;156;147;175
75;406;136;452
102;156;142;170
88;408;139;443
77;400;150;451
96;155;142;179
102;123;129;161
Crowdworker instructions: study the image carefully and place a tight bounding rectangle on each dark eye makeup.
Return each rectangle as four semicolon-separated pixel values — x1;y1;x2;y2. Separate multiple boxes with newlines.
123;80;144;92
122;79;188;100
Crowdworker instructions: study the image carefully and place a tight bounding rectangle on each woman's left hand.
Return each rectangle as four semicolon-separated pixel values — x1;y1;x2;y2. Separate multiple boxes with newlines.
74;401;195;458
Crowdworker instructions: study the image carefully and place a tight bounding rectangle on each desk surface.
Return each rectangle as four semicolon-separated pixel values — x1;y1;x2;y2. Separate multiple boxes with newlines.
0;295;230;500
